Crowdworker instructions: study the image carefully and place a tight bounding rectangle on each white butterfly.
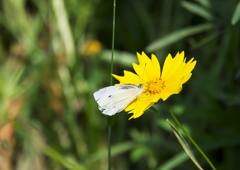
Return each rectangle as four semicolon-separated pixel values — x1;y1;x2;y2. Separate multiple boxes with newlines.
93;84;144;116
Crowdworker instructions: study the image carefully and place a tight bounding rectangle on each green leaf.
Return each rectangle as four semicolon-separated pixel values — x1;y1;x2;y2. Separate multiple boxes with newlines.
43;146;89;170
170;125;203;170
235;69;240;79
157;119;172;132
190;31;220;50
231;1;240;25
157;151;188;170
194;0;211;8
181;1;212;20
130;146;148;162
145;23;213;52
11;65;25;86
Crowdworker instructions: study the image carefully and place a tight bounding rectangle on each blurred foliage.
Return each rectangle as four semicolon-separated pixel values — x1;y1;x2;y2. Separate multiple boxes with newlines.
0;0;240;170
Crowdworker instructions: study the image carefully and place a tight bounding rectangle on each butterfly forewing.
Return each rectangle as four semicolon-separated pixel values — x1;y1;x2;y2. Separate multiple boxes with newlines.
98;89;138;115
93;84;143;116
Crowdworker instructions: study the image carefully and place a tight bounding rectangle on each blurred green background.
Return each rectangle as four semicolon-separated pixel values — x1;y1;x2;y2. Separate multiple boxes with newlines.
0;0;240;169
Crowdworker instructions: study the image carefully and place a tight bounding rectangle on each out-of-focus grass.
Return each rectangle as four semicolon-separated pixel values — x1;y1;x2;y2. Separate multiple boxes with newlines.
0;0;240;170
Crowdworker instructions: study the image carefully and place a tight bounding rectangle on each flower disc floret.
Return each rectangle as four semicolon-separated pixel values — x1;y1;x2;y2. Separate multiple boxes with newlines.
144;78;166;95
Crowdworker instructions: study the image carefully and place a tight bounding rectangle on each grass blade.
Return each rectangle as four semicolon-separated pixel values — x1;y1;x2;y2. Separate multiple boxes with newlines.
191;31;220;50
181;1;212;20
43;146;89;170
52;0;75;68
146;23;213;52
231;1;240;25
171;126;203;170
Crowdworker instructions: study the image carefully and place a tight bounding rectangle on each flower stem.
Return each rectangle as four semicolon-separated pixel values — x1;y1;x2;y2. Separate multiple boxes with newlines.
110;0;116;86
164;101;216;170
107;0;116;170
108;126;112;170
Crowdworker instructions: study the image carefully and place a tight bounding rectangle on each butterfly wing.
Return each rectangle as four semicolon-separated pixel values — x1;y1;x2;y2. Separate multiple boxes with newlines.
93;84;143;116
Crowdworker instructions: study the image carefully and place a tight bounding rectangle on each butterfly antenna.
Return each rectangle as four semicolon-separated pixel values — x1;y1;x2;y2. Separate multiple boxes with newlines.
135;63;148;109
138;63;147;85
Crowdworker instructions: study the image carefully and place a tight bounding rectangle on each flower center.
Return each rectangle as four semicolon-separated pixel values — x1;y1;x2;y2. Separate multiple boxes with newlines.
144;78;166;95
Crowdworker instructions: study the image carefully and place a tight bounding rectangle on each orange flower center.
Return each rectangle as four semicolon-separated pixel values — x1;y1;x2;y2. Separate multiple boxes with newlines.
144;78;166;95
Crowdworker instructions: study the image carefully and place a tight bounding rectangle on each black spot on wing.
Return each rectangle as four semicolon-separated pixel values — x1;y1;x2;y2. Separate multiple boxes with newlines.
120;86;130;89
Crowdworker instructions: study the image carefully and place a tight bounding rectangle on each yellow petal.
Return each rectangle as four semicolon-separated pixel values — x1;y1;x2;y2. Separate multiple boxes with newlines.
138;52;151;65
158;90;172;101
132;63;150;83
164;84;183;96
181;73;192;84
179;59;196;76
161;53;173;78
151;54;161;78
133;52;157;82
112;70;140;85
165;58;196;85
128;100;154;119
151;93;162;102
125;99;138;111
162;52;184;80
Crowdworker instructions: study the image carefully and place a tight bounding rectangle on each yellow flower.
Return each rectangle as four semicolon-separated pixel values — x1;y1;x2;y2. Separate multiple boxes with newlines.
80;40;102;56
112;51;196;119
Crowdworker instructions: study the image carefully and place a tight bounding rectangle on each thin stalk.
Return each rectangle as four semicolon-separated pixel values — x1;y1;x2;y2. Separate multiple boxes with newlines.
108;0;116;170
108;126;112;170
164;101;216;170
110;0;116;86
150;107;166;119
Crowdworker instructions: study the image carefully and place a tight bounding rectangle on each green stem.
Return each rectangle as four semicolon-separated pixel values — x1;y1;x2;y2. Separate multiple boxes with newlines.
164;101;216;170
110;0;116;86
107;0;116;170
108;126;112;170
150;106;166;119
